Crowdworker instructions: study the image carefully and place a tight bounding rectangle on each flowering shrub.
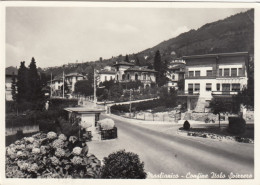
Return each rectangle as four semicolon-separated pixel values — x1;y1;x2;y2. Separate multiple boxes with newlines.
101;150;146;179
98;119;115;130
6;132;101;178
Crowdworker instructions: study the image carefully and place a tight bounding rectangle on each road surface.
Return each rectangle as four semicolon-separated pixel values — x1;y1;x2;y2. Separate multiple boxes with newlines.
88;114;254;179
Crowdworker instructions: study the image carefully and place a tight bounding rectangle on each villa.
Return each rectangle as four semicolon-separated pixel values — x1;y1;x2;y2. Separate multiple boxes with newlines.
113;61;157;87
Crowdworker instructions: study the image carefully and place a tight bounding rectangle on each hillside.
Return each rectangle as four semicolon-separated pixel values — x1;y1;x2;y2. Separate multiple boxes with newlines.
40;9;254;77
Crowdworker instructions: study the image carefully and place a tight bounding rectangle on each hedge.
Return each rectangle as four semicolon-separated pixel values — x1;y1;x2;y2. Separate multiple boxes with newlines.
111;99;164;113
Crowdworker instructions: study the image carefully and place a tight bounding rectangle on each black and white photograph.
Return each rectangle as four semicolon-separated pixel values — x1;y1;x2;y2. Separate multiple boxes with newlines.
2;2;258;183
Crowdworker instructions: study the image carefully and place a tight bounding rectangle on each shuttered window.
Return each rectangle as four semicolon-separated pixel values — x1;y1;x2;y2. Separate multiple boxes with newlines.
189;71;194;77
195;71;200;77
224;68;230;76
219;69;223;76
206;83;212;91
232;83;240;91
231;68;237;76
216;83;220;91
194;84;200;91
238;68;243;76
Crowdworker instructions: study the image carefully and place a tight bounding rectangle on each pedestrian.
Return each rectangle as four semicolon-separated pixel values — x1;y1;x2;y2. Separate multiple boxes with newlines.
45;100;49;111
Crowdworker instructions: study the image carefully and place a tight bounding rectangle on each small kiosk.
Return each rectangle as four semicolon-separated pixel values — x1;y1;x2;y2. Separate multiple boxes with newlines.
64;107;106;140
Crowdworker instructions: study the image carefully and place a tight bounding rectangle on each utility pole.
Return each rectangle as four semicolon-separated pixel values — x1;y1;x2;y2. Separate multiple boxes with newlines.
50;72;52;98
129;89;132;118
63;70;65;99
94;69;97;105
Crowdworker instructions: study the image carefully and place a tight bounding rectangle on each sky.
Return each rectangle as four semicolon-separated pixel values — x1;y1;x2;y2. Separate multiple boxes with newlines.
6;7;249;68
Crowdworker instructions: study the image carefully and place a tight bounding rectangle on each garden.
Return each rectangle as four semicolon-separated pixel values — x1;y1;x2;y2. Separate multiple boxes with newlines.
179;117;254;144
6;131;147;178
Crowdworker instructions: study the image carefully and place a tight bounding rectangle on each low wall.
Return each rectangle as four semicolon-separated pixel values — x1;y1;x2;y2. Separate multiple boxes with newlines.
6;124;39;136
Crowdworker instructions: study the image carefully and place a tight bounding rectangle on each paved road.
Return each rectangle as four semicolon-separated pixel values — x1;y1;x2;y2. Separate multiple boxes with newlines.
88;114;254;179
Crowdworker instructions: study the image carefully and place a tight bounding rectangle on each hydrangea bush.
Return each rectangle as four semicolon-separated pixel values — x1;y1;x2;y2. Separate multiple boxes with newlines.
6;132;101;178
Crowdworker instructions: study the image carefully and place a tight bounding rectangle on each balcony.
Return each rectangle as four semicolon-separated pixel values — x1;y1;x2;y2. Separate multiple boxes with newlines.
178;91;200;96
212;91;239;96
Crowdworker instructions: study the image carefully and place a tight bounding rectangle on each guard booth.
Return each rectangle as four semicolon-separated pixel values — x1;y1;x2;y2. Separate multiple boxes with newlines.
64;107;105;140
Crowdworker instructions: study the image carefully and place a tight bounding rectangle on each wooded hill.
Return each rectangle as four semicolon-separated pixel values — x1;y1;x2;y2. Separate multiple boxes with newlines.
41;9;254;77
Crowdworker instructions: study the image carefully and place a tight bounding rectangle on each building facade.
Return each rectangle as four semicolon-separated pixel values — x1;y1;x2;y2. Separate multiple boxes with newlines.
166;59;185;90
98;70;116;84
5;67;18;101
49;72;84;96
113;61;157;87
181;52;249;112
65;73;84;92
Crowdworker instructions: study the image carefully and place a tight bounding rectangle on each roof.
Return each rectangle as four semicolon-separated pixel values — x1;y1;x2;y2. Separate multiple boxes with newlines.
64;107;105;113
125;66;157;73
113;61;134;66
98;70;116;75
182;52;249;59
6;66;18;76
65;73;84;77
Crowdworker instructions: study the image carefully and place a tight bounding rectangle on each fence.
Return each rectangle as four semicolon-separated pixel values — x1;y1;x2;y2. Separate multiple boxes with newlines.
118;111;180;122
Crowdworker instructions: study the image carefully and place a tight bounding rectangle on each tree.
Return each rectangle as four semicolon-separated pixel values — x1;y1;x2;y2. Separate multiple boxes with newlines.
28;57;43;103
11;72;17;101
74;80;93;96
208;98;233;128
109;83;123;101
16;61;29;103
61;81;69;94
154;50;168;86
135;55;141;66
177;79;185;91
154;50;161;76
125;54;129;63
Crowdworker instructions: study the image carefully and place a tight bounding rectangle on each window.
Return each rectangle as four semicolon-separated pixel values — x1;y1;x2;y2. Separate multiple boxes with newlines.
231;68;237;77
206;70;212;77
195;71;200;77
116;75;119;81
188;84;193;93
105;76;107;81
194;84;200;91
127;74;130;80
222;84;230;92
224;68;230;76
135;74;138;81
143;74;146;80
238;68;243;76
216;83;220;91
189;71;194;77
232;83;240;91
110;76;112;80
206;83;212;91
172;74;175;80
122;74;125;80
219;69;223;76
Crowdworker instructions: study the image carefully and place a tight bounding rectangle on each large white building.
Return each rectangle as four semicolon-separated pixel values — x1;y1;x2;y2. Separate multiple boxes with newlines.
181;52;249;112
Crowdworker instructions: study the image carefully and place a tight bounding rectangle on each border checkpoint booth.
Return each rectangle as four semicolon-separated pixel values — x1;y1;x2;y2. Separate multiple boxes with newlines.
64;107;106;140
